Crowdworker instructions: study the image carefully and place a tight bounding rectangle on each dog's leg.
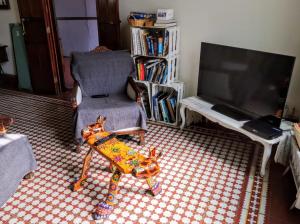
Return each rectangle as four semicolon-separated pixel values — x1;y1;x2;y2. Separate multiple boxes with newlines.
93;169;122;220
71;147;94;191
146;177;162;196
108;162;117;173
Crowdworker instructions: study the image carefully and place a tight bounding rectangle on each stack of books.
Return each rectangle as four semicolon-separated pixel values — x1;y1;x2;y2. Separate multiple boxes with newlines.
131;28;169;56
135;57;169;84
154;19;176;27
154;9;176;27
152;90;177;123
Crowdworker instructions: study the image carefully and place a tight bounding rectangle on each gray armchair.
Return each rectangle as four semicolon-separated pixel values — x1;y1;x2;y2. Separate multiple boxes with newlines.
71;50;147;148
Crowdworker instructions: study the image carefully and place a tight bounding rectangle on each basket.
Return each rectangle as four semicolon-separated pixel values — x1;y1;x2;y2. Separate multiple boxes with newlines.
294;123;300;148
145;19;154;27
127;15;146;27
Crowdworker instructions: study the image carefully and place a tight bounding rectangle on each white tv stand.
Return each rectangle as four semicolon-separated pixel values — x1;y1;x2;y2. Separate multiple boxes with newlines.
180;96;285;176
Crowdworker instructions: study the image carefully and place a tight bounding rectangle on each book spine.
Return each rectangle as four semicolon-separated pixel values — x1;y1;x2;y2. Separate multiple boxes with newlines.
166;98;176;123
153;37;158;56
172;28;176;54
130;12;156;19
136;29;142;55
158;37;163;56
157;9;174;21
143;34;149;55
169;28;173;56
132;28;137;55
140;63;145;81
137;62;141;80
169;97;176;112
146;36;152;56
160;99;170;123
163;31;169;56
153;95;159;120
150;37;154;56
139;30;145;55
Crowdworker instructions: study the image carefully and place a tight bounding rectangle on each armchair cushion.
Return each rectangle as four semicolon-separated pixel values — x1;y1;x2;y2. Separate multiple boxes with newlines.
74;95;147;142
71;51;135;97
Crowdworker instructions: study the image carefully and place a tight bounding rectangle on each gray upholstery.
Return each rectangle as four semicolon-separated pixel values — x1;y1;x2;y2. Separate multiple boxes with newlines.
0;134;37;207
72;51;135;97
72;51;147;143
74;95;147;141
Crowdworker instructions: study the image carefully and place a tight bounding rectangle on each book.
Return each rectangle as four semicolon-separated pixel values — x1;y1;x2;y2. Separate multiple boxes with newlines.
141;94;151;118
152;91;164;120
159;97;171;123
155;19;176;24
154;23;177;28
166;91;176;123
142;31;149;55
163;31;169;56
135;29;142;55
140;62;145;81
139;29;146;55
131;28;138;55
157;9;174;21
169;97;176;112
145;36;152;56
161;65;168;84
158;37;163;56
130;12;156;19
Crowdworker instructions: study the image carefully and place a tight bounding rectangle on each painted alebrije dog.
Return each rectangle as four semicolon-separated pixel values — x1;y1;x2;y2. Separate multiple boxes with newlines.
72;116;162;220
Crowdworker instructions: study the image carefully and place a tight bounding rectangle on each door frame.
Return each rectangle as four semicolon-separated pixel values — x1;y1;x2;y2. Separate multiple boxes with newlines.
44;0;64;95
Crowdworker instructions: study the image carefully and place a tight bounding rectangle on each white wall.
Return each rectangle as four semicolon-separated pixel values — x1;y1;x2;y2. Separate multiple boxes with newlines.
119;0;300;116
0;0;20;75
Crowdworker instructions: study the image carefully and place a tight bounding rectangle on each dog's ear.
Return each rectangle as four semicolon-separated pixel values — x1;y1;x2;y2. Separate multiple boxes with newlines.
96;115;106;122
149;147;156;158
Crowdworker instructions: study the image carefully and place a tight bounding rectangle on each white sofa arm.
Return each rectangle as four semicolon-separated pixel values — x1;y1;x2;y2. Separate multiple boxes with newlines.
72;83;82;108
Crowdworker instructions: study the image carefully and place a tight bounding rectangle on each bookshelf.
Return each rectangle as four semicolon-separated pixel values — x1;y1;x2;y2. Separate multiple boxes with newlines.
130;25;183;126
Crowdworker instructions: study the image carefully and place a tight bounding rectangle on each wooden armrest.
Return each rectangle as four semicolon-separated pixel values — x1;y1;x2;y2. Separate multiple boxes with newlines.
128;76;143;103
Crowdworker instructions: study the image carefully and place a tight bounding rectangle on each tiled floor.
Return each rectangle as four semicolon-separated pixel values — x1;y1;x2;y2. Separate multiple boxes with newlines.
1;85;300;223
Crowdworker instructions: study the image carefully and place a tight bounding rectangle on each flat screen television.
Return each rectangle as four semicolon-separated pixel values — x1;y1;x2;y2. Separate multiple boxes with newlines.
197;42;296;120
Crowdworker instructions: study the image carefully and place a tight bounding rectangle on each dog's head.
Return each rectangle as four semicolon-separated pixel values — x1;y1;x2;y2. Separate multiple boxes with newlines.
132;147;162;179
81;115;107;141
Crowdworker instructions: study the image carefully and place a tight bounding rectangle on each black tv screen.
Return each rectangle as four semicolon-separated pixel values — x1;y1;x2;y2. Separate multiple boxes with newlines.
197;42;295;117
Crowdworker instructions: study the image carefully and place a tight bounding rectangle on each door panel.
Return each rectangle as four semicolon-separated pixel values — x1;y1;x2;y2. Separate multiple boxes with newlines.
26;44;55;93
23;19;47;43
18;0;43;18
97;0;120;50
17;0;62;95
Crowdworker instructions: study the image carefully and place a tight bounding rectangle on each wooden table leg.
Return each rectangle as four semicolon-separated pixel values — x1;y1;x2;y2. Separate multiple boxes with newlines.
180;104;186;130
260;143;272;177
23;172;34;180
139;131;145;146
71;147;94;191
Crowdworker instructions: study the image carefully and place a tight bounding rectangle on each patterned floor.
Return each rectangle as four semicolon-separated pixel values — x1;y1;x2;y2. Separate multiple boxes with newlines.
0;89;269;224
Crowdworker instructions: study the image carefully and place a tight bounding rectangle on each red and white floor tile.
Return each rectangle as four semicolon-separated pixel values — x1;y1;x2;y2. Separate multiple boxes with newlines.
0;90;269;223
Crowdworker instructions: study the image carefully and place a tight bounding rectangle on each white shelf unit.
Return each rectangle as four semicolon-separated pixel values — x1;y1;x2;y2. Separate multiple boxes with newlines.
130;25;182;126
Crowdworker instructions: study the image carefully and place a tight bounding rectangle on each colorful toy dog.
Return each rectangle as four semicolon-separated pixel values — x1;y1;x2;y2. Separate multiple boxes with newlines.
71;116;162;220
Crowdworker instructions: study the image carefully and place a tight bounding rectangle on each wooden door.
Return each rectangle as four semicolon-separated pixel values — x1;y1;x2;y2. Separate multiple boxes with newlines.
17;0;62;95
97;0;120;50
